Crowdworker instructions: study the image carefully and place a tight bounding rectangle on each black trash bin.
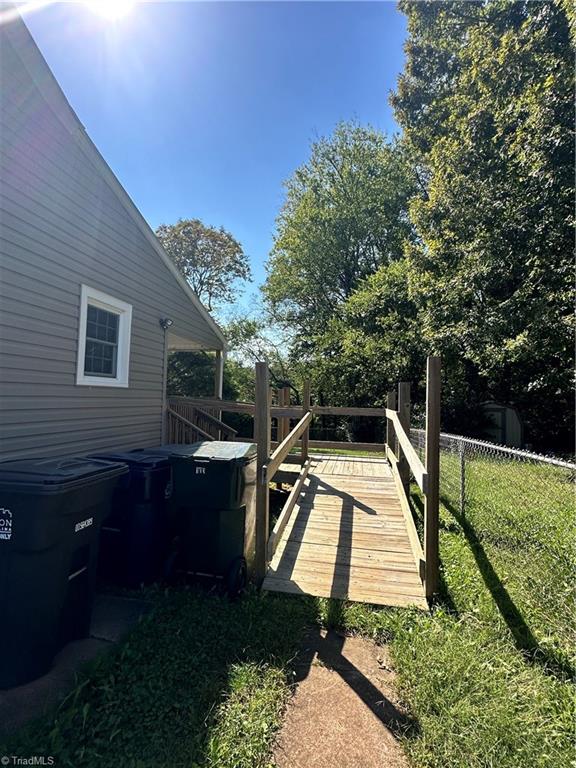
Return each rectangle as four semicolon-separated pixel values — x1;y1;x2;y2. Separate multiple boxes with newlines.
136;442;257;595
89;452;172;588
0;457;127;688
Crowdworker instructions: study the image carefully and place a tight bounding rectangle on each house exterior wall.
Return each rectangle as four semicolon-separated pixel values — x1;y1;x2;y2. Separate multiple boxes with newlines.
0;18;222;460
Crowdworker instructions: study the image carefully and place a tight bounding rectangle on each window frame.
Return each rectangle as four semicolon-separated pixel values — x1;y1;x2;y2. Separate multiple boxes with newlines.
76;285;132;388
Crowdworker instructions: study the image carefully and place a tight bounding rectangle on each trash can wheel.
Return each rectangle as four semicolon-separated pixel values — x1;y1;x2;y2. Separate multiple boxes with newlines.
226;557;247;599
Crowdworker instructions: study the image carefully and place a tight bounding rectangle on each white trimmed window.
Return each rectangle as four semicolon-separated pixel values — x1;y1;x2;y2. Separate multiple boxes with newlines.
76;285;132;387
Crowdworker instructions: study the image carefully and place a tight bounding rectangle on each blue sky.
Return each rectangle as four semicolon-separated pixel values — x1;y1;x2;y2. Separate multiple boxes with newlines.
25;1;407;313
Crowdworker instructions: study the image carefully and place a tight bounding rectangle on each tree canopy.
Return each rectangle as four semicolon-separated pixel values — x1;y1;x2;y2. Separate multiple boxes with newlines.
263;123;416;339
391;0;574;447
163;3;573;452
156;218;251;312
261;2;574;450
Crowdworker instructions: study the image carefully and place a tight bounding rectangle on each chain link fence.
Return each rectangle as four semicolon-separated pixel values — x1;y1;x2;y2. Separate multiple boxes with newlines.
409;429;575;673
410;430;575;552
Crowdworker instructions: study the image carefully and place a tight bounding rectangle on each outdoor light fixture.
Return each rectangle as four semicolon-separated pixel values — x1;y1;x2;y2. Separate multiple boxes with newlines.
159;318;174;330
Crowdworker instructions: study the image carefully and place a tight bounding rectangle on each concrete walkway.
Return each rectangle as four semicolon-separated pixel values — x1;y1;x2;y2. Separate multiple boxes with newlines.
0;594;152;737
274;629;412;768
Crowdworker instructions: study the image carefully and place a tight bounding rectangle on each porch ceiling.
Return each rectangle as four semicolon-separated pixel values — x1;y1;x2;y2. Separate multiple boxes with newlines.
166;330;224;352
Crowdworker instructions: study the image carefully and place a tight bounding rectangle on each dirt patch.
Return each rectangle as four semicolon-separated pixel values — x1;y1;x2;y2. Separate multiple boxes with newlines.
273;628;411;768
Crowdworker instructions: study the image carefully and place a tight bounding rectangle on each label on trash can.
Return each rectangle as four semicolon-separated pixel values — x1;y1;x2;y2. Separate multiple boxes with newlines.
0;508;12;541
74;517;93;533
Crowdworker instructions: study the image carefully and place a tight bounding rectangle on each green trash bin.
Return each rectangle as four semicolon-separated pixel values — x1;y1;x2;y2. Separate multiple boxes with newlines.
137;442;257;595
0;456;127;688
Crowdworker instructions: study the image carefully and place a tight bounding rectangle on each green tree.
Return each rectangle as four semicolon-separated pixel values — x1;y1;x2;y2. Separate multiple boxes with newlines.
264;122;416;339
392;0;574;449
225;316;295;390
156;218;251;312
310;259;425;407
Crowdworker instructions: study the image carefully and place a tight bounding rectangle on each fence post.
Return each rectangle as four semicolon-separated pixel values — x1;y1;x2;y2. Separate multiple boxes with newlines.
459;440;465;518
386;390;397;458
424;356;441;599
254;361;271;584
397;382;411;491
302;379;311;461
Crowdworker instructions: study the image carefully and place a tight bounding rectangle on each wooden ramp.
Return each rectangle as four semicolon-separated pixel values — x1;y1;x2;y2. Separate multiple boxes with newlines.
263;455;428;609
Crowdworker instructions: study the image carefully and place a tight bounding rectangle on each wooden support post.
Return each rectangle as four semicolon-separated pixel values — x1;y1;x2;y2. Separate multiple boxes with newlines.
214;349;224;438
272;389;278;443
281;386;290;442
275;388;289;488
254;361;271;584
397;382;411;491
301;379;311;461
424;356;441;599
214;350;224;399
386;391;397;457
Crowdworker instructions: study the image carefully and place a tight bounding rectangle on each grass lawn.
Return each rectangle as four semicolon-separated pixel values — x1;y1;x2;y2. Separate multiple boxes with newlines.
2;589;317;768
294;447;386;458
3;456;574;767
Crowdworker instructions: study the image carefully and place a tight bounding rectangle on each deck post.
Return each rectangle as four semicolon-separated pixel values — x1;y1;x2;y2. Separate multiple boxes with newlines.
424;356;441;599
275;387;289;488
386;390;397;457
397;382;411;491
281;386;290;442
254;361;271;584
214;350;224;399
214;349;224;438
272;388;279;443
301;379;311;461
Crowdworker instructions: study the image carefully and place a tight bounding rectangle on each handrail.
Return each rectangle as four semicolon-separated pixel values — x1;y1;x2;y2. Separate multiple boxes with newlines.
166;407;214;441
385;409;428;493
312;405;386;418
266;411;313;482
170;396;388;420
193;406;238;438
267;458;312;560
248;358;441;598
169;396;257;415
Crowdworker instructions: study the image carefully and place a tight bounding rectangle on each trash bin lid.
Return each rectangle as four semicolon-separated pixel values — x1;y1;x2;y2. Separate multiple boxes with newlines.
153;442;257;463
90;452;169;470
0;456;128;491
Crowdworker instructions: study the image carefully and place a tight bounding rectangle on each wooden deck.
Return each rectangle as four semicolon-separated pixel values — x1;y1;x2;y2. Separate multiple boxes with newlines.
263;455;428;609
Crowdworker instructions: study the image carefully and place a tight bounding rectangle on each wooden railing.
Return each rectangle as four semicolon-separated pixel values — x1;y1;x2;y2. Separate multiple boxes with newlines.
384;357;441;599
166;407;215;444
385;409;428;492
248;357;441;600
265;411;313;482
167;358;440;601
167;397;238;441
252;363;315;577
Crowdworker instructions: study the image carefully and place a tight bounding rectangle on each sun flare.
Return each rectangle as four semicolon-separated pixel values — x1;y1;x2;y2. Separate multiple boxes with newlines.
84;0;135;21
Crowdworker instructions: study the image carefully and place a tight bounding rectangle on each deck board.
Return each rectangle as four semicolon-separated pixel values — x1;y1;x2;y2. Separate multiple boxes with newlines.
263;455;428;609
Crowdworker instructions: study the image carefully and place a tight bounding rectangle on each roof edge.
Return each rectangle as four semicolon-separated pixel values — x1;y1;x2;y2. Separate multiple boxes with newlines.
6;10;227;350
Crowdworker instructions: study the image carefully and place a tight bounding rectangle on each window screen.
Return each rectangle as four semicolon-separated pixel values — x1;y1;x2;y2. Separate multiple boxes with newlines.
84;305;119;377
